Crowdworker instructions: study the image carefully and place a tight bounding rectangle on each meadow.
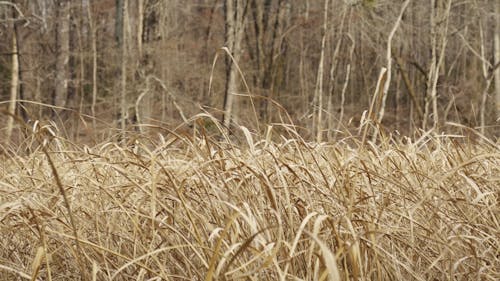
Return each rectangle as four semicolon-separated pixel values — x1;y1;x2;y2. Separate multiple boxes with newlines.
0;119;498;280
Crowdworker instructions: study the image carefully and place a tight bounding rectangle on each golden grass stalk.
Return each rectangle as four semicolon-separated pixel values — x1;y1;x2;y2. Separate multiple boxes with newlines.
0;118;498;280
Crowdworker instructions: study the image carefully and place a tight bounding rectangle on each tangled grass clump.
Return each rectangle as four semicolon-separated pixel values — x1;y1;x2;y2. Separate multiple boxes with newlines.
0;123;498;280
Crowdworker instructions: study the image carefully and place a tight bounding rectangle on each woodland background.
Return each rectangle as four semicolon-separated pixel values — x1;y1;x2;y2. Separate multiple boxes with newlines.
1;0;499;143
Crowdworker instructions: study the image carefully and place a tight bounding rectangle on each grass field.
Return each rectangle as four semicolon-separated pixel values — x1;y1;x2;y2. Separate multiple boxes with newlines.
0;121;498;280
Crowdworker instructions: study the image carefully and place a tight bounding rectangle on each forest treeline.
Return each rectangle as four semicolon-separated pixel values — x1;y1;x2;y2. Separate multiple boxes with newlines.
1;0;499;142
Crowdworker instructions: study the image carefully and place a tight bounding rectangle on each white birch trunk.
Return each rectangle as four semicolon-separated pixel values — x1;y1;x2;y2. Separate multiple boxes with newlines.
6;27;19;145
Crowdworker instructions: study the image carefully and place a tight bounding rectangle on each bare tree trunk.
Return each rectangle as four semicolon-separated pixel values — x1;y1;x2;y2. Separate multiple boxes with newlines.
137;0;144;58
75;2;86;140
248;0;288;122
251;0;265;118
313;0;329;142
86;0;98;129
433;0;451;129
376;0;411;128
135;0;147;133
480;78;492;134
54;0;70;110
335;35;354;139
299;43;307;110
223;0;236;128
158;1;169;123
115;0;124;45
362;67;386;146
6;23;19;145
423;0;436;130
327;7;348;141
222;0;247;128
394;55;423;119
424;0;452;129
495;0;500;122
395;66;401;130
478;20;488;134
118;0;129;133
478;10;498;135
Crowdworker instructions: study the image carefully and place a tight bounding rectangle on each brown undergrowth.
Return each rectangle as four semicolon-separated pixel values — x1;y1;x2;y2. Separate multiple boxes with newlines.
0;120;498;280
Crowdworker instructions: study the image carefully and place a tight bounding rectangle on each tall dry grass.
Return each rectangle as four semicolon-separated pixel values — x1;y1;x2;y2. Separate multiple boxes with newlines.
0;118;498;280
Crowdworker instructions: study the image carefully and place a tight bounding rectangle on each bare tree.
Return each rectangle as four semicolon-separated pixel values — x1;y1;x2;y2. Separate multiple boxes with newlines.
1;0;499;142
137;0;144;58
54;0;70;110
312;0;329;142
375;0;411;131
335;34;354;139
423;0;452;129
495;0;500;121
116;0;130;133
6;10;19;145
248;0;289;122
85;0;98;129
327;5;349;141
222;0;248;128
